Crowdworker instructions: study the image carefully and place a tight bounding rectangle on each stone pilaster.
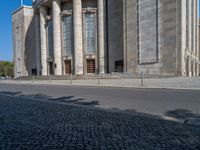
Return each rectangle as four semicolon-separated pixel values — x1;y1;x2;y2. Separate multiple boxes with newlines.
35;12;41;76
52;0;62;75
39;6;48;76
188;57;192;77
192;0;196;53
73;0;83;74
98;0;106;74
187;0;192;51
197;0;199;76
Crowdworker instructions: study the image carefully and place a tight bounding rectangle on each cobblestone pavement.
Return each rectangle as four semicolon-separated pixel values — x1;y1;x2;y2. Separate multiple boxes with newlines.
0;94;200;150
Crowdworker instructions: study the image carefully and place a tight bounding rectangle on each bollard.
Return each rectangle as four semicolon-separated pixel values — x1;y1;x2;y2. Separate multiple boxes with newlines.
49;75;51;83
98;74;100;85
32;75;35;83
141;72;144;86
70;73;72;84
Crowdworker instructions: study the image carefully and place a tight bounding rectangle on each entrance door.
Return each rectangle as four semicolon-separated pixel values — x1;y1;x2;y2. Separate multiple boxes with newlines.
65;60;71;74
87;59;95;74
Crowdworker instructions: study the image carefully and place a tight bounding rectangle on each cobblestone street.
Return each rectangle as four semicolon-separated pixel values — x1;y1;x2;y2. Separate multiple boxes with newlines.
0;93;200;150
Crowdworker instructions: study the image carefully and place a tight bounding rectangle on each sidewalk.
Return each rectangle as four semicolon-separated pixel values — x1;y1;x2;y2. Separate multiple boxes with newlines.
1;77;200;90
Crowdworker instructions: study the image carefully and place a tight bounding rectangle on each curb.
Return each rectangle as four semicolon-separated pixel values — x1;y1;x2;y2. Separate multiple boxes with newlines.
1;81;200;91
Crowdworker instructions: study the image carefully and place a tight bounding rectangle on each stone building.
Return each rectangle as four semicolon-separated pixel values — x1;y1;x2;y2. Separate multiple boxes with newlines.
12;0;199;78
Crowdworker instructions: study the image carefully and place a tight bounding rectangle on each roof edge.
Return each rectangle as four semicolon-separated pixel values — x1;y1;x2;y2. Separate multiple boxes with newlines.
11;5;33;15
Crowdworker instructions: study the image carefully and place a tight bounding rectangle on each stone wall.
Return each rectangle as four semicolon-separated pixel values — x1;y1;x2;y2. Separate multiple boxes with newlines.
138;0;158;64
12;6;36;78
124;0;180;76
107;0;124;73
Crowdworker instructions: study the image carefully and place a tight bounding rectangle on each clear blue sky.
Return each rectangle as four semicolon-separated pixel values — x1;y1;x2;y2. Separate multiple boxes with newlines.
0;0;32;61
0;1;200;61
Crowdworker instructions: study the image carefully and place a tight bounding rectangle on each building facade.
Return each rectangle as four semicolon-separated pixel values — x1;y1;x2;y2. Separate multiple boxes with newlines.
12;0;199;78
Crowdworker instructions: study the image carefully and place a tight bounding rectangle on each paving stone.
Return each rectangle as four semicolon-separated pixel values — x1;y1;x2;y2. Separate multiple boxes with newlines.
0;94;200;149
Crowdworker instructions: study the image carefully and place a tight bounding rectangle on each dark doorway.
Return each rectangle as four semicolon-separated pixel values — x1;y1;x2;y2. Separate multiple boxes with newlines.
115;60;123;72
186;56;189;76
87;59;95;74
65;60;71;74
49;62;54;75
31;69;37;76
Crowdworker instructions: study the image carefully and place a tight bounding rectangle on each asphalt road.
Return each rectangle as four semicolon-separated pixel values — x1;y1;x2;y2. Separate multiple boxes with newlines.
0;83;200;122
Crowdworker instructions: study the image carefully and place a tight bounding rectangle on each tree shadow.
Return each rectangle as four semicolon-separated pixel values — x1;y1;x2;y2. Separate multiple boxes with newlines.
0;91;21;96
0;91;99;107
165;109;200;120
48;96;99;107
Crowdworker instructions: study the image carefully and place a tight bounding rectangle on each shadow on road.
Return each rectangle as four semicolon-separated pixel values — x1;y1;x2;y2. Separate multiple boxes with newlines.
0;91;99;107
165;109;200;121
0;91;200;149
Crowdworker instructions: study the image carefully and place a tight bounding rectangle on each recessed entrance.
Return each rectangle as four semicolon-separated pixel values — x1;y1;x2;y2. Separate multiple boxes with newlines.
115;60;123;72
87;59;95;74
49;62;54;75
65;60;71;74
31;69;37;76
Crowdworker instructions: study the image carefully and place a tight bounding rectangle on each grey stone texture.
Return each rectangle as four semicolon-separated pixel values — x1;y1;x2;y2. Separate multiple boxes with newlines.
98;0;106;74
53;0;62;75
73;0;84;75
107;0;124;72
124;0;199;76
12;6;37;78
39;6;48;76
12;0;199;77
138;0;158;64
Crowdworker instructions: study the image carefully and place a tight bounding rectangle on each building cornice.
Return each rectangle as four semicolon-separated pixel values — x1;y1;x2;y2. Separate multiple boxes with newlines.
11;5;33;15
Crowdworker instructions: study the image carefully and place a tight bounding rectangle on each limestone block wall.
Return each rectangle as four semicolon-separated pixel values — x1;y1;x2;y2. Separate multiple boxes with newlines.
82;0;97;8
138;0;158;64
159;0;177;75
62;1;73;10
124;0;186;76
107;0;124;73
123;0;138;73
24;8;37;76
12;6;36;78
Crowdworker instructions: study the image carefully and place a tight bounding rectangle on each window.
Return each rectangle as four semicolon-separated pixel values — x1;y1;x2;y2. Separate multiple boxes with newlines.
63;15;73;56
47;20;54;59
84;13;96;54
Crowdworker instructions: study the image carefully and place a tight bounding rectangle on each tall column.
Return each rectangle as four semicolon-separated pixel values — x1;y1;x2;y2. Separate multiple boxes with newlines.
35;12;41;76
52;0;62;75
187;0;192;51
39;6;48;76
197;0;199;76
192;0;196;53
98;0;106;74
73;0;83;74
